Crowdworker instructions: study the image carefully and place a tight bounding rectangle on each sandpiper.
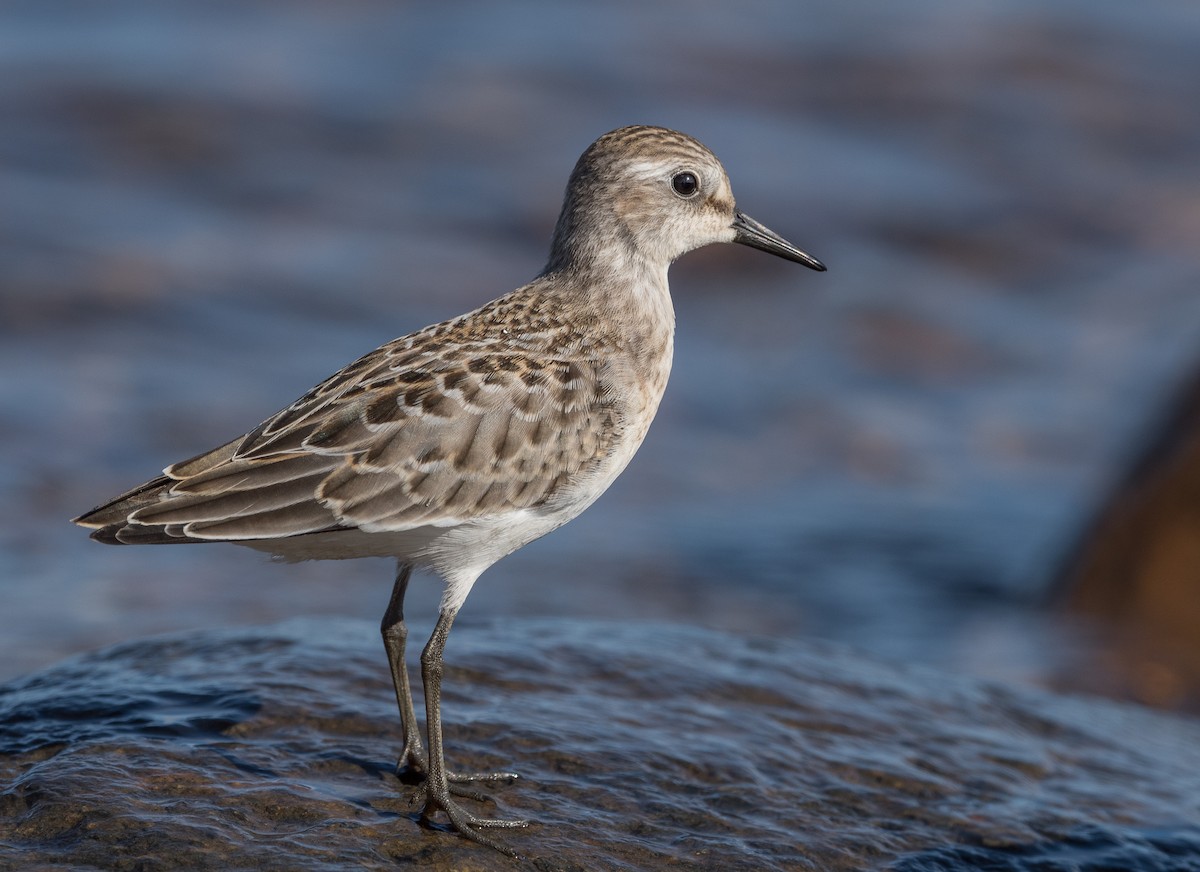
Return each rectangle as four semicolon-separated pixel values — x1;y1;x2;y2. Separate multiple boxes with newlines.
74;125;825;854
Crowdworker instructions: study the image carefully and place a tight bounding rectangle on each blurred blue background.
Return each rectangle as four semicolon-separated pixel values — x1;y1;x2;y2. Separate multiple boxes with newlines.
3;0;1200;696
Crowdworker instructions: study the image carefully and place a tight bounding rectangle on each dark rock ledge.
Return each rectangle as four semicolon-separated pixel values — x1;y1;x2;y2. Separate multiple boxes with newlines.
2;618;1199;871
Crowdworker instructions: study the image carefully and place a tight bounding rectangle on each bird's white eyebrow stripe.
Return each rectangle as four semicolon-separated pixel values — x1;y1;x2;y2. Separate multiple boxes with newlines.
626;160;669;177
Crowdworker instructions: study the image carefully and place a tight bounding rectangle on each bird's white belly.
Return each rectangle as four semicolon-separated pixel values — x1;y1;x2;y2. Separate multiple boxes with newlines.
237;393;661;612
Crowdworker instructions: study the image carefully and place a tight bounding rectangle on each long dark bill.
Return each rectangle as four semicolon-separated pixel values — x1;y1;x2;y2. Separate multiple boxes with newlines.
732;210;826;271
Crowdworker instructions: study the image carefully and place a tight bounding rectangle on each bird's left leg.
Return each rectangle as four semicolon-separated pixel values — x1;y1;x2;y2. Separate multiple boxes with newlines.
382;565;517;794
381;562;426;778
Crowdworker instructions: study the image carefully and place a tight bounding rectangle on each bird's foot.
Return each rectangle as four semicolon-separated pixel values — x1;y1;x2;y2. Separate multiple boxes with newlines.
421;785;530;857
395;748;519;800
443;768;520;802
393;740;430;783
449;768;520;784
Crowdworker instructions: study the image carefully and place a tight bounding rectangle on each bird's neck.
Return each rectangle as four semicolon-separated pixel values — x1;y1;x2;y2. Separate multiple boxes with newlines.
540;203;676;372
540;250;673;336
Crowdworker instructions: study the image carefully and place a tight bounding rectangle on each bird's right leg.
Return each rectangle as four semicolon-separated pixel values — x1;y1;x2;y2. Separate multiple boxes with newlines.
382;564;518;793
420;607;529;854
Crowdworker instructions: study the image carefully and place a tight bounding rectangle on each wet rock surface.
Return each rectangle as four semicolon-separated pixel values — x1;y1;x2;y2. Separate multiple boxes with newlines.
2;619;1198;871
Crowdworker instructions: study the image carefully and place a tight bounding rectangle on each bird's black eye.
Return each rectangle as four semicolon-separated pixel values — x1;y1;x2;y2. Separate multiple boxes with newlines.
671;171;699;197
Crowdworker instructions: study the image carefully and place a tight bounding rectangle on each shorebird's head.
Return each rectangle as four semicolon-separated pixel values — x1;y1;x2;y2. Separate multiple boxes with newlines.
547;125;825;274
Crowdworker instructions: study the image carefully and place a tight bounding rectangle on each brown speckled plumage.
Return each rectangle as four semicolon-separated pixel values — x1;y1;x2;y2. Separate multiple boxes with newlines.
72;125;824;854
84;289;635;541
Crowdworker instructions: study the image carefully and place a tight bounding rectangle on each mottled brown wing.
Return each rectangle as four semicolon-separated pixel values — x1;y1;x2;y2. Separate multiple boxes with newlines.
88;342;619;542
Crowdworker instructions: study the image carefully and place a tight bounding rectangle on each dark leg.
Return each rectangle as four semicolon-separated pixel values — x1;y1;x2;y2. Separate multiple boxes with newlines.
382;563;426;777
382;565;517;792
420;607;529;853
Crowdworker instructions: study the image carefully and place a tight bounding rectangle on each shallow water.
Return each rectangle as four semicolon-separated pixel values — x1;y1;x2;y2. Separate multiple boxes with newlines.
3;619;1200;870
3;0;1200;702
